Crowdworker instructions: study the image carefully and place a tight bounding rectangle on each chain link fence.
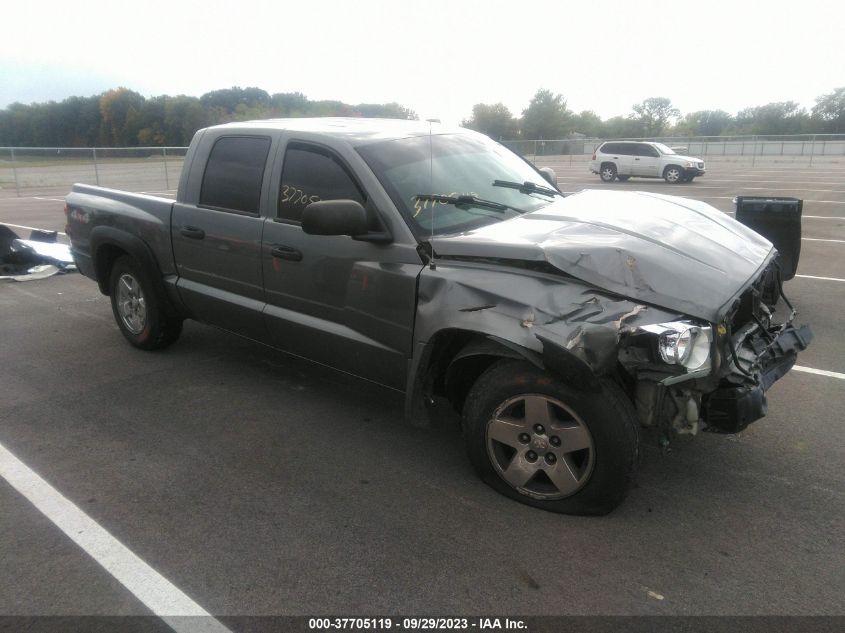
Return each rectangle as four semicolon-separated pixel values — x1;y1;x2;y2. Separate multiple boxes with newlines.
2;135;844;197
503;134;845;166
0;147;188;198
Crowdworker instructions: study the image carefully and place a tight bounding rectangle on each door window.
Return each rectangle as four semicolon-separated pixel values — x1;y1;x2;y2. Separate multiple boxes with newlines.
278;143;365;223
199;136;271;214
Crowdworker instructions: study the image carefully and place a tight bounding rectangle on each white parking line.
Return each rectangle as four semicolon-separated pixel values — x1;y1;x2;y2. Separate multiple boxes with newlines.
802;238;845;243
1;222;67;236
33;196;67;202
0;441;232;633
804;215;845;219
793;366;845;380
795;274;845;282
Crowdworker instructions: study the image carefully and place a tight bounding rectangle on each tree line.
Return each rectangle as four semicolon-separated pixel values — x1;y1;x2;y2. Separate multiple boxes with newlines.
1;85;843;147
0;87;418;147
463;88;845;140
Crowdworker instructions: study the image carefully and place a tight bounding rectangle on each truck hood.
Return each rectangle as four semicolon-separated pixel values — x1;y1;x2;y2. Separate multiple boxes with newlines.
432;189;774;323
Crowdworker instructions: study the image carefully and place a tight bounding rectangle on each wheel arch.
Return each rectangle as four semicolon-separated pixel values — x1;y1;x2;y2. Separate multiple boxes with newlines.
91;226;182;317
404;328;602;421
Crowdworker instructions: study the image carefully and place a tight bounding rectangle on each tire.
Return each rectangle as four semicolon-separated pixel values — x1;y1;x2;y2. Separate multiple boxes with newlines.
462;359;640;515
109;255;183;350
616;175;630;182
599;163;617;182
663;165;685;184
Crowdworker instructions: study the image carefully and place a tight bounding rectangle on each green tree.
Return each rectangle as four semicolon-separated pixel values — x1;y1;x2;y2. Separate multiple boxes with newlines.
462;103;518;140
812;87;845;133
570;110;604;137
354;102;418;120
602;115;644;139
674;110;733;137
137;96;167;145
99;88;146;145
199;87;270;114
164;96;206;146
733;101;808;135
631;97;679;137
520;89;572;139
271;92;309;117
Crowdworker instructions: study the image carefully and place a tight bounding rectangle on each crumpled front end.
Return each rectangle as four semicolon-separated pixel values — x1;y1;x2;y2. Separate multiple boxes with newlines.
618;262;813;435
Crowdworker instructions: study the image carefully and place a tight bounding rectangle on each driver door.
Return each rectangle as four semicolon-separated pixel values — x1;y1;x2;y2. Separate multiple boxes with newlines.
631;144;660;177
261;139;423;390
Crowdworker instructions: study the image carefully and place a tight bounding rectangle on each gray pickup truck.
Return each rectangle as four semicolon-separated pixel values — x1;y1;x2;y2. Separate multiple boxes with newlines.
65;118;812;515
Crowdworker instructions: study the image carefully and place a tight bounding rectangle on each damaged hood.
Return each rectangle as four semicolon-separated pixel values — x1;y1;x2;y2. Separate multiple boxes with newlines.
432;189;774;322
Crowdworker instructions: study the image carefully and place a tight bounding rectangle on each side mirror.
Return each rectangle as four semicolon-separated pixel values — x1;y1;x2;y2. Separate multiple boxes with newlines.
538;167;557;187
302;199;368;236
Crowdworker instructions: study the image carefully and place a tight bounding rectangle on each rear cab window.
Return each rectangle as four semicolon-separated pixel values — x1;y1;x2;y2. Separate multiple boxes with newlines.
199;136;272;214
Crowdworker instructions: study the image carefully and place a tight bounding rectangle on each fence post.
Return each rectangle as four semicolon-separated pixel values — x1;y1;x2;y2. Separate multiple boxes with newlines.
92;148;100;185
163;147;170;190
9;147;21;197
809;135;815;166
751;136;757;167
533;140;537;164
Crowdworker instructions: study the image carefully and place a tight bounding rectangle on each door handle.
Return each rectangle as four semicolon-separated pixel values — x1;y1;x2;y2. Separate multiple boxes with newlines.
180;225;205;240
270;244;303;262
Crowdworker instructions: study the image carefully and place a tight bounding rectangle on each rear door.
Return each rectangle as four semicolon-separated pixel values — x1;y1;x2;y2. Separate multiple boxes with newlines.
261;139;422;390
603;142;634;176
172;134;275;342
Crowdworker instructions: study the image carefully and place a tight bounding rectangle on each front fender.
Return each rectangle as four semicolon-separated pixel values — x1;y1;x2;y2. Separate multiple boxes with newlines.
404;261;681;421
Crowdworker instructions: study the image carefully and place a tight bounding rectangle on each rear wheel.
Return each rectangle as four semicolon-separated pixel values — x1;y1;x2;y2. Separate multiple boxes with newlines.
109;256;182;350
664;165;685;184
599;164;617;182
462;360;640;515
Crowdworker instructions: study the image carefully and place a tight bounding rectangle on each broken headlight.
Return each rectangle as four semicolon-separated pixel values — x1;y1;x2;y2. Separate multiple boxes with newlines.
642;321;713;371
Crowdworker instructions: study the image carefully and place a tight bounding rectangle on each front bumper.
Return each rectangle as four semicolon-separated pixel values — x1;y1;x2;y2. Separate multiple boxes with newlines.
684;167;706;177
703;322;812;433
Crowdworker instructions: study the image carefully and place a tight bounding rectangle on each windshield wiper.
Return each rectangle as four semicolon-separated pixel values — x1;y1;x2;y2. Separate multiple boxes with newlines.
492;179;563;197
414;193;524;214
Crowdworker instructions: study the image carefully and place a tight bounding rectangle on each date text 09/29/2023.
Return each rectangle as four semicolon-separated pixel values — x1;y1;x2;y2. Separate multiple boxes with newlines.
308;617;528;630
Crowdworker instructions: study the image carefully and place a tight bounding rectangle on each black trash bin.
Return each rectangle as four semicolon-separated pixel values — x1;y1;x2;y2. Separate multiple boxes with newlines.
735;196;802;280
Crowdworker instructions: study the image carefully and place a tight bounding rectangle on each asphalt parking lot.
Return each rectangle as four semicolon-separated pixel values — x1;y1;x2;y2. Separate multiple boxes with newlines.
1;160;844;627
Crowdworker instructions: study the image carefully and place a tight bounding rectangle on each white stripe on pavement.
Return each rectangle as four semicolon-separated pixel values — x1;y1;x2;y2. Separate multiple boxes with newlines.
795;274;845;282
0;441;232;633
793;366;845;380
802;238;845;243
1;222;67;236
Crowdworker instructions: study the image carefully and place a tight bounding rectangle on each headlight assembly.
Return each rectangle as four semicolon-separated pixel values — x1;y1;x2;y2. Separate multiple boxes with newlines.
642;321;713;371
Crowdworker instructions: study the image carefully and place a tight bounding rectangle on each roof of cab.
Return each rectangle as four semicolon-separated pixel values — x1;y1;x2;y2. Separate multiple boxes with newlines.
205;117;469;145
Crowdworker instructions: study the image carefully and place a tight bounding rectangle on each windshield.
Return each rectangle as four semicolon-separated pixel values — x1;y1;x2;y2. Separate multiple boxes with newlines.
652;142;676;155
356;133;556;236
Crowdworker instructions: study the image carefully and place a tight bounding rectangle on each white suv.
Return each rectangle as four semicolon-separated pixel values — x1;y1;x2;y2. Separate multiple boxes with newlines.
589;141;706;183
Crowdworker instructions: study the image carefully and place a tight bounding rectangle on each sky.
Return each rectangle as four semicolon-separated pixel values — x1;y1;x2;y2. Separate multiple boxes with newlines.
1;0;843;124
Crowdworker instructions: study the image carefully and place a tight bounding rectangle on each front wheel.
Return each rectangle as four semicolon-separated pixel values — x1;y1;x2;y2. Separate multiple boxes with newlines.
462;360;640;515
664;165;685;184
109;256;183;350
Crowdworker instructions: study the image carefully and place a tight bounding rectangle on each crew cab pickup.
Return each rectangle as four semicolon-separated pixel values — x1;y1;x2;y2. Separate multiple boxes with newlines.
65;118;812;515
